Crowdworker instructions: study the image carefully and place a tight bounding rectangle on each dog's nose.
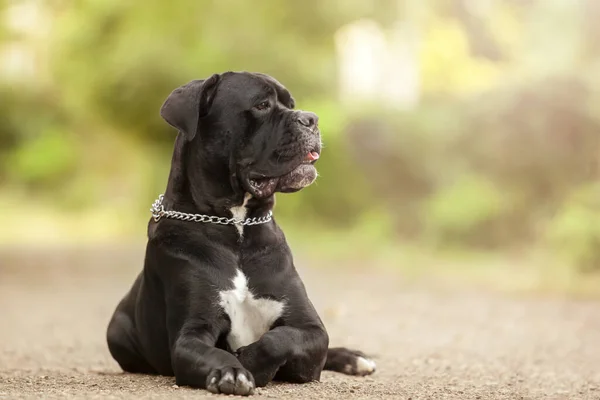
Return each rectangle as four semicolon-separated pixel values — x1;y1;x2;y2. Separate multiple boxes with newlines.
297;112;319;129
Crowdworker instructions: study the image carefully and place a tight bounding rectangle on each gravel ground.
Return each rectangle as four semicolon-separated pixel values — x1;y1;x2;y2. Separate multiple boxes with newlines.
1;244;599;399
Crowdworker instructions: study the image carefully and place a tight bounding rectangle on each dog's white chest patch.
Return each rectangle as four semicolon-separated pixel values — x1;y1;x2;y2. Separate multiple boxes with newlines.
218;269;284;352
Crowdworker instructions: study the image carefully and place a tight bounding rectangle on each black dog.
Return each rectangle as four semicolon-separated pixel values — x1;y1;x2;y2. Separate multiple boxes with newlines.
106;72;376;396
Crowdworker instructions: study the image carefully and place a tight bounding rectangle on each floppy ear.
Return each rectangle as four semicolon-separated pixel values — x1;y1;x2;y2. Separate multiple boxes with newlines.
254;73;295;109
160;74;221;140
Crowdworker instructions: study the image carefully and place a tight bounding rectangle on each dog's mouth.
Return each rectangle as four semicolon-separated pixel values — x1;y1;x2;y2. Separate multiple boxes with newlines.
246;151;320;198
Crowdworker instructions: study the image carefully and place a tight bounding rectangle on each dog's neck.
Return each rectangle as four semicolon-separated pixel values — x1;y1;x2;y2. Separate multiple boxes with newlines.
163;133;274;219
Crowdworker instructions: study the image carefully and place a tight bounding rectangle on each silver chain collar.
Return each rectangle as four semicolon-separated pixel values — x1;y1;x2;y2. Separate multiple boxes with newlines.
150;194;273;225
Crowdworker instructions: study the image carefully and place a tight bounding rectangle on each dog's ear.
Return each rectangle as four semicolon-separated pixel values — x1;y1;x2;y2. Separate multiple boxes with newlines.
254;73;295;109
160;74;221;140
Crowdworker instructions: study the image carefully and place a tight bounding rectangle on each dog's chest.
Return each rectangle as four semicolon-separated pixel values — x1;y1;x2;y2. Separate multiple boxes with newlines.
218;269;284;352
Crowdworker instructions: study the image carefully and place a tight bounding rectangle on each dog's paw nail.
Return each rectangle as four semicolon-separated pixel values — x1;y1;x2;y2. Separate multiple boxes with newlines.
235;371;255;395
237;374;250;385
222;372;234;383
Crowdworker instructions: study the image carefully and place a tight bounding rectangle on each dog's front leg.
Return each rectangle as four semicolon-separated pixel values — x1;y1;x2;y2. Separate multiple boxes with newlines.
171;331;255;395
236;325;328;387
162;258;256;396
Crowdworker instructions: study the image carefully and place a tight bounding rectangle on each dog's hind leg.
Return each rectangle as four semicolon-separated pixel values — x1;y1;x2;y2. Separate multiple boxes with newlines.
107;310;157;374
324;347;376;376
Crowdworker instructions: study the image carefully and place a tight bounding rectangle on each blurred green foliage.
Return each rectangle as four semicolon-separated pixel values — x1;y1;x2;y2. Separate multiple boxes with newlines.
0;0;599;272
546;184;600;272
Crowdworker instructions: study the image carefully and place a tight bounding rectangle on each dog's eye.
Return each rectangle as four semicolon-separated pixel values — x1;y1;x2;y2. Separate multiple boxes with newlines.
254;101;270;111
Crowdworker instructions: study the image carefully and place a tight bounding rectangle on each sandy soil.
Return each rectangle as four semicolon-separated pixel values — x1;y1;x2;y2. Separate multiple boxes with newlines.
1;244;599;399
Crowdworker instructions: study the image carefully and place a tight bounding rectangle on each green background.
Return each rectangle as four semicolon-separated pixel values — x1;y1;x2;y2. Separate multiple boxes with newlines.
1;0;599;295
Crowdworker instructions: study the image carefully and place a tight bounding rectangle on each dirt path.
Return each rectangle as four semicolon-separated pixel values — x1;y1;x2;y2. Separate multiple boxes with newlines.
1;245;599;399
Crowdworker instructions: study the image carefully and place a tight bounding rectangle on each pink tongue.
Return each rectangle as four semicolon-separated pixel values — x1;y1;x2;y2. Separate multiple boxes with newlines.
306;151;320;161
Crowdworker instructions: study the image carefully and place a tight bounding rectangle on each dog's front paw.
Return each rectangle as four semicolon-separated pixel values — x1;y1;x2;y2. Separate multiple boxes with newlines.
325;347;376;376
206;366;255;396
235;344;281;387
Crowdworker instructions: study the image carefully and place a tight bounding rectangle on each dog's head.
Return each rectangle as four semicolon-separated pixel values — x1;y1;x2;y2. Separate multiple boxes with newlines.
160;72;321;201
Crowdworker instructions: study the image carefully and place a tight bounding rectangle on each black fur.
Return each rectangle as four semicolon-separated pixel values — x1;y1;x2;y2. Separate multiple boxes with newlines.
106;71;373;396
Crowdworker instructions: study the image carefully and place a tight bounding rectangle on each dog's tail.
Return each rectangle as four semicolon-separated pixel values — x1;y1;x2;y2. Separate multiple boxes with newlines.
323;347;376;376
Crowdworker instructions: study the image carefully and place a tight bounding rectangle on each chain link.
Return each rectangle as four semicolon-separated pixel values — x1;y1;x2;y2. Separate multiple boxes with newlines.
150;194;273;226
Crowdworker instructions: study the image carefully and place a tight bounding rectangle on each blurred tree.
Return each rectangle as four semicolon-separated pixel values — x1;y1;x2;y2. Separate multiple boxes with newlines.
583;0;600;57
48;0;369;143
0;1;6;42
546;184;600;271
